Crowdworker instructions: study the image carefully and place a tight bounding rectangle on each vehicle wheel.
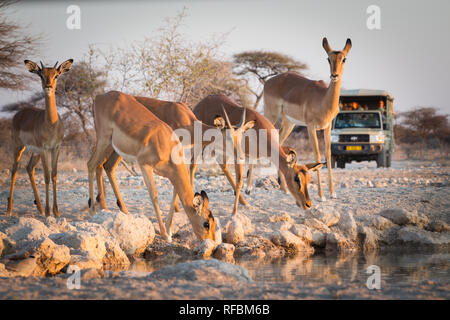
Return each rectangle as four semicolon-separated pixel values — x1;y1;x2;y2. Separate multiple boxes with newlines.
337;159;345;169
377;151;386;168
386;153;392;168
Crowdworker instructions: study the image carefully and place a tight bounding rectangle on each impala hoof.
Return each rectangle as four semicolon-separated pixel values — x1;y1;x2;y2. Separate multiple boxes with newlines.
164;234;172;243
331;192;337;199
245;189;251;195
320;195;327;202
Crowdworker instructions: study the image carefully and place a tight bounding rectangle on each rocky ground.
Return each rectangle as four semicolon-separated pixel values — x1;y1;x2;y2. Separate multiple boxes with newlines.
0;159;448;299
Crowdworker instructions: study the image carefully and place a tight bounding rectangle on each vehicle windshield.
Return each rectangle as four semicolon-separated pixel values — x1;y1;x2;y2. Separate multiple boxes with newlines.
334;112;381;129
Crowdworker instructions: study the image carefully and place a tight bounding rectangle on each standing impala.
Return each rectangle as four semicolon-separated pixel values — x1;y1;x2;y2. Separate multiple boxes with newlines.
192;94;324;215
7;59;73;217
87;91;221;242
264;37;352;201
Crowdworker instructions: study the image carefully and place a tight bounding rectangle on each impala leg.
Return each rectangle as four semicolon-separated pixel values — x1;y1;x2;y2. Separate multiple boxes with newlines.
277;169;288;194
324;125;336;198
26;154;44;215
308;126;326;201
172;190;181;213
189;150;200;186
103;152;129;214
7;145;25;216
95;165;107;210
278;116;296;193
165;190;178;238
50;146;61;217
218;163;247;206
189;162;197;186
87;141;112;215
245;164;254;195
40;150;51;216
278;117;295;146
233;162;244;214
140;164;170;242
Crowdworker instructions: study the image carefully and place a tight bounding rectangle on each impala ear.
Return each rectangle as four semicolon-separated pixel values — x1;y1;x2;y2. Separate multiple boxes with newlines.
343;38;352;55
193;191;209;213
57;59;73;74
200;190;209;208
286;149;297;168
24;60;40;74
322;37;332;54
213;115;226;129
305;162;326;172
193;193;203;214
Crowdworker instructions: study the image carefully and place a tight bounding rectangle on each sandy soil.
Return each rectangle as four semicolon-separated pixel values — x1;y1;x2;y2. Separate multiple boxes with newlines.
0;159;449;299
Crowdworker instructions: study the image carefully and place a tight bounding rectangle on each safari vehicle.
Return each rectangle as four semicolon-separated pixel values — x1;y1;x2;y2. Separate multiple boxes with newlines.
330;89;395;168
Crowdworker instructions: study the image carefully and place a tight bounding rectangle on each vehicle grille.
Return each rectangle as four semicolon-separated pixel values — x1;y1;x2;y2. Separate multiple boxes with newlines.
339;134;370;142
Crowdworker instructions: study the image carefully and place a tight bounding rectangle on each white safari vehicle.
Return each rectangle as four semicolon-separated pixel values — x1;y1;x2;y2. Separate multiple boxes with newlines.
331;89;395;168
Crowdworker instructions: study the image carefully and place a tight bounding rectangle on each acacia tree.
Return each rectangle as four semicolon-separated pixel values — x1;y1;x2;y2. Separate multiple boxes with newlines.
233;51;308;108
0;0;41;90
398;107;450;157
400;107;448;143
100;8;251;108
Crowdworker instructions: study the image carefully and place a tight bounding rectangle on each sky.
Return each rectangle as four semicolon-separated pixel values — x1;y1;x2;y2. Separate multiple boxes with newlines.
2;0;450;115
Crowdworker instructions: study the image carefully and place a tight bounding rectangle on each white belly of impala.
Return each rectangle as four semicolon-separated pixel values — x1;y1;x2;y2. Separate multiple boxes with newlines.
112;142;137;163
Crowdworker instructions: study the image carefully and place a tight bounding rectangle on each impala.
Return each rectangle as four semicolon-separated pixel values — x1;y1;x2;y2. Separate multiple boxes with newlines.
7;59;73;217
87;91;237;242
93;94;252;239
263;37;352;201
192;94;324;215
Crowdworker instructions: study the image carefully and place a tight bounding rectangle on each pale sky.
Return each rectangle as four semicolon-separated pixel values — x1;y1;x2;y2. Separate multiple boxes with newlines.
2;0;450;114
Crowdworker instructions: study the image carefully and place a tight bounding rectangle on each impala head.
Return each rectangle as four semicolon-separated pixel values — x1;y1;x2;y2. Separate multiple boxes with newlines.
282;147;325;210
24;59;73;95
322;37;352;82
192;190;221;241
214;106;255;162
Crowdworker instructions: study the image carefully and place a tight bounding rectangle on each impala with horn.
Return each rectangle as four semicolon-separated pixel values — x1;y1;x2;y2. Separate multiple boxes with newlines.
192;94;324;215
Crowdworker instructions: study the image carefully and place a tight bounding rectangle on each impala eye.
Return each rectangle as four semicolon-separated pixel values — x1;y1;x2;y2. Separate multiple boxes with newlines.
203;221;210;229
294;175;300;184
343;58;347;63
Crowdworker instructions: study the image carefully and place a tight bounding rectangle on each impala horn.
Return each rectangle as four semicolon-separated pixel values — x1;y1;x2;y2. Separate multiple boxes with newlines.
236;107;247;131
40;61;44;69
221;105;235;134
53;61;58;68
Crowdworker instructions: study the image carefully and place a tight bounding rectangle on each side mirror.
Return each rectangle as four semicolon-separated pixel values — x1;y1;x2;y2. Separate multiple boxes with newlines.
383;123;390;130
